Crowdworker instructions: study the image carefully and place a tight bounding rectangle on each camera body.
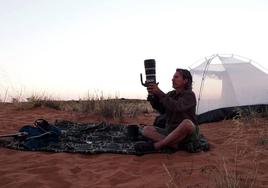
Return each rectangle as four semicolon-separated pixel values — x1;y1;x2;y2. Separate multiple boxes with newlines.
140;59;156;87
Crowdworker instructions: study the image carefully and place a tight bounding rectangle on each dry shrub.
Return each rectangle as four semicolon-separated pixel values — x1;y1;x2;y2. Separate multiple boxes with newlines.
162;163;180;188
124;100;154;117
10;91;154;120
95;98;123;119
214;146;258;188
232;107;268;146
27;95;61;110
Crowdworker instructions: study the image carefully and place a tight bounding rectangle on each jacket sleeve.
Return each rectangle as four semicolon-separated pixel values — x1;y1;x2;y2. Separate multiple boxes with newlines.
147;94;166;114
157;91;196;113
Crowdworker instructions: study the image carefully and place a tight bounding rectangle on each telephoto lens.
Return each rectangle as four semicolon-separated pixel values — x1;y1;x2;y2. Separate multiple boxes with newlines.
144;59;156;84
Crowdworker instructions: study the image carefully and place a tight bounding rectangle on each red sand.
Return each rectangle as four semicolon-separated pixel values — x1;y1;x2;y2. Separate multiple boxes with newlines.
0;103;267;188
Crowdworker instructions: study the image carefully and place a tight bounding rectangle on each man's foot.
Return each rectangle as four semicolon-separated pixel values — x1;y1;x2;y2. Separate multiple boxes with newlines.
134;141;155;152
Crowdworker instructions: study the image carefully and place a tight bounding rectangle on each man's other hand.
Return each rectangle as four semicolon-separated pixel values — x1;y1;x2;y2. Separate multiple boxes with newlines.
147;83;160;95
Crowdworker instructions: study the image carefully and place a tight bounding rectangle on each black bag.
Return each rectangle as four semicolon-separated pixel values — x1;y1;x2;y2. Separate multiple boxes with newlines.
153;114;166;128
18;119;61;149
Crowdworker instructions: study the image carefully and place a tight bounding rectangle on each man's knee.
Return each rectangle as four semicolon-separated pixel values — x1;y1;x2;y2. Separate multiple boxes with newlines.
180;119;195;134
142;126;156;136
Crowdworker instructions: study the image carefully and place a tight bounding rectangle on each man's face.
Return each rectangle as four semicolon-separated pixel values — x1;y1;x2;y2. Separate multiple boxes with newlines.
172;71;187;90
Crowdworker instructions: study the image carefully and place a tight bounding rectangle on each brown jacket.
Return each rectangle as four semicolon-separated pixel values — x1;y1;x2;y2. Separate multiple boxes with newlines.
148;89;197;133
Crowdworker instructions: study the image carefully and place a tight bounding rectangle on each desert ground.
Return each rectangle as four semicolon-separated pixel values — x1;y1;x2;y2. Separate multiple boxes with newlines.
0;102;267;188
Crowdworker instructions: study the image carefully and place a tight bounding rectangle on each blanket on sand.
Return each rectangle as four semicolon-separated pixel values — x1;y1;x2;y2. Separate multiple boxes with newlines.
0;120;164;155
0;120;209;155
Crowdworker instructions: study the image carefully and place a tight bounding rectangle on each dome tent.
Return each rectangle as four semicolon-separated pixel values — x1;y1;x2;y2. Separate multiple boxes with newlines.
190;54;268;124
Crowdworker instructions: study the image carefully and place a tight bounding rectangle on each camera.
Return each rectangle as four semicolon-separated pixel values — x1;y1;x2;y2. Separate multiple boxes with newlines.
140;59;156;87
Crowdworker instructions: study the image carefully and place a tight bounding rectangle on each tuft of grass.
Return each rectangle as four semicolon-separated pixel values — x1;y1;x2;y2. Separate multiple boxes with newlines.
0;88;9;103
96;98;124;119
215;159;258;188
233;105;268;124
65;93;154;120
232;107;259;126
27;95;61;110
257;136;268;145
214;146;258;188
162;163;180;188
124;100;154;117
162;157;195;188
11;92;154;120
232;106;268;146
11;89;28;110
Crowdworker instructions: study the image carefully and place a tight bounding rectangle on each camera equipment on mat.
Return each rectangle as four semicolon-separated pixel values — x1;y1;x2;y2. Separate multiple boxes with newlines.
140;59;156;87
126;124;139;141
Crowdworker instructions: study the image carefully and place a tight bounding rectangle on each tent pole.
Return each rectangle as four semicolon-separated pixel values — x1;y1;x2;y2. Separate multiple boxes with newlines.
196;55;216;114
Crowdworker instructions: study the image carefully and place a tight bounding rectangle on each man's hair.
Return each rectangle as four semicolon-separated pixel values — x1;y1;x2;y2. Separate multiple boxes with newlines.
176;68;193;90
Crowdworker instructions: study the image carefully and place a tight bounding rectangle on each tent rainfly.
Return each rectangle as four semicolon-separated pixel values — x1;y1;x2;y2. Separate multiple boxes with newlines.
190;54;268;124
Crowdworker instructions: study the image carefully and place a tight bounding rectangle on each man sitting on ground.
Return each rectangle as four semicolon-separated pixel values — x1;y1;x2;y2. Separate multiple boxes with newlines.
135;68;199;152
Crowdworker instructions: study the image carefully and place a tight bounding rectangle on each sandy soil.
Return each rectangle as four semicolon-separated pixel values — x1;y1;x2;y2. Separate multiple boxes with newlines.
0;103;267;188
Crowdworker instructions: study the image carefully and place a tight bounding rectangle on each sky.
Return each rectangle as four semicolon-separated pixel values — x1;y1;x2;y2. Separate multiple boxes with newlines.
0;0;268;101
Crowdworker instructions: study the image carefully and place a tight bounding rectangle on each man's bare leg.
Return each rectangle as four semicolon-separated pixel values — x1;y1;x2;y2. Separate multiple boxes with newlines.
142;126;166;142
144;119;195;150
155;119;195;149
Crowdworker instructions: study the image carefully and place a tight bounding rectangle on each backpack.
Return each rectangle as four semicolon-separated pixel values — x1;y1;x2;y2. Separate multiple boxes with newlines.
18;119;61;149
